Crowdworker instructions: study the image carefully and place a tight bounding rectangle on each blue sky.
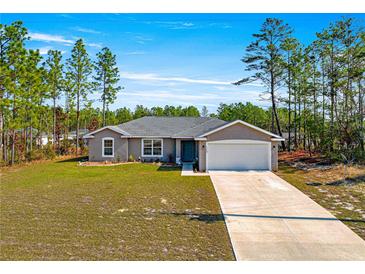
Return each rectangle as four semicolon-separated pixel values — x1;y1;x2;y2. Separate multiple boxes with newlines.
1;13;364;113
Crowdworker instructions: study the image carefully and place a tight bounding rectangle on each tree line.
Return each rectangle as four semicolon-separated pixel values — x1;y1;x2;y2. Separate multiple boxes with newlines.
1;21;123;164
234;17;364;161
1;17;364;166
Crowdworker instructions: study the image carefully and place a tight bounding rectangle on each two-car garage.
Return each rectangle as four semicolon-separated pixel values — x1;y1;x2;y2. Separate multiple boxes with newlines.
196;120;283;172
206;140;271;171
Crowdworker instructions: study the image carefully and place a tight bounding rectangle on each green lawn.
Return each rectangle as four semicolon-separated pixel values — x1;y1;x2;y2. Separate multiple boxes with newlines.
0;159;234;260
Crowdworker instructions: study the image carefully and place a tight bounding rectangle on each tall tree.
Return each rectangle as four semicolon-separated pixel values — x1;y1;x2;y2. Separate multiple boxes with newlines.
20;49;46;158
66;39;93;156
281;37;300;151
45;50;63;148
234;18;292;149
93;47;121;126
0;21;28;164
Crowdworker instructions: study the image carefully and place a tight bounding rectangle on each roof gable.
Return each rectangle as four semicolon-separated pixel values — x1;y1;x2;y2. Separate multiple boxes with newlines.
198;120;284;140
83;126;130;139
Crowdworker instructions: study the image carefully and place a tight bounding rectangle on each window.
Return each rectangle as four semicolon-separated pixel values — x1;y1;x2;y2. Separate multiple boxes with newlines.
142;139;163;157
102;138;114;157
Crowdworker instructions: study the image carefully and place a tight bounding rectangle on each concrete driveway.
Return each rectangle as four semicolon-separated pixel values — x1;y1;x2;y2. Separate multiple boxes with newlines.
209;171;365;260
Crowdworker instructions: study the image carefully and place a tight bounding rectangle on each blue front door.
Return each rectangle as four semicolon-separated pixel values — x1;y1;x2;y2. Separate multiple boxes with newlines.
182;141;195;162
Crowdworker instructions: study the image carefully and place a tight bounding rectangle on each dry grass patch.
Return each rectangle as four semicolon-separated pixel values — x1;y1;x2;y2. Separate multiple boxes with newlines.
276;160;365;240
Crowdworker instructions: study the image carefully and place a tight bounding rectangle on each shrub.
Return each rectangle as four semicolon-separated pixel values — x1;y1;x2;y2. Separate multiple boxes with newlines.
116;155;121;163
58;139;73;155
42;144;56;160
193;158;199;171
26;150;44;161
128;154;135;162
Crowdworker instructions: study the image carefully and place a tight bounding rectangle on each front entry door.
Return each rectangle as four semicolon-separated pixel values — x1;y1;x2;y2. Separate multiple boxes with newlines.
181;141;195;162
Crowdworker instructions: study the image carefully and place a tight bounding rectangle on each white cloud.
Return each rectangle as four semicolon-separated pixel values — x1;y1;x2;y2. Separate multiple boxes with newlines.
142;20;195;29
38;46;52;55
29;32;74;44
87;42;103;49
133;35;153;44
182;22;194;27
37;46;66;55
125;90;221;101
208;22;232;29
124;51;146;55
122;72;233;85
213;81;264;90
72;27;101;34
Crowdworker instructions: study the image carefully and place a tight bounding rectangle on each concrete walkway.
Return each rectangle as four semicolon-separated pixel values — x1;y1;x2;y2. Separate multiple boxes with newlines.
209;171;365;260
181;163;209;176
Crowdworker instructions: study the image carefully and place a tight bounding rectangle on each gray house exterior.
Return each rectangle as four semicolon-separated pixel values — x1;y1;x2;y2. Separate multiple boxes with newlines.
83;116;284;171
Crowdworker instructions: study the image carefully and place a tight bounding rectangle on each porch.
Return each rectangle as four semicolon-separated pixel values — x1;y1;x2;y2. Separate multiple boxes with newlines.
175;139;199;164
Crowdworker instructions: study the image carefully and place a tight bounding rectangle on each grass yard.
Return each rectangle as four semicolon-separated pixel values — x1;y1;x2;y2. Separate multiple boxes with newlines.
276;162;365;240
0;158;234;260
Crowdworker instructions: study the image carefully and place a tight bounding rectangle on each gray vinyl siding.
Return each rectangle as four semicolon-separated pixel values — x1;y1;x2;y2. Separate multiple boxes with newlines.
128;138;176;162
88;129;128;162
198;123;278;171
206;123;271;142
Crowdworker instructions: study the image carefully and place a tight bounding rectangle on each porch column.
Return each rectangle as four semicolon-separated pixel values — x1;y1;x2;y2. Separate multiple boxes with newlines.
175;139;181;164
198;140;207;172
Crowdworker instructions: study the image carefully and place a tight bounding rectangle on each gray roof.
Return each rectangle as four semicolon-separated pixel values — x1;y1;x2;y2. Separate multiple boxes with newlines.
117;116;227;137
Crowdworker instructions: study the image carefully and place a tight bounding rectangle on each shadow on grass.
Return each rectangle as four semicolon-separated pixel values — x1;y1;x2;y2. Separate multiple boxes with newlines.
161;212;224;223
165;212;365;224
57;156;88;163
326;174;365;186
277;164;298;174
157;165;181;172
221;213;365;223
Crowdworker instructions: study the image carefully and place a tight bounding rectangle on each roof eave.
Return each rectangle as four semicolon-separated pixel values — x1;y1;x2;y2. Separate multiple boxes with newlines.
198;119;284;139
271;138;285;141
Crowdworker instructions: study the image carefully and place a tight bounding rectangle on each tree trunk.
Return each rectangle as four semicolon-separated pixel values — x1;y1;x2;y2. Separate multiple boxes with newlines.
312;61;317;150
30;121;33;153
10;93;16;165
270;69;286;150
302;90;307;150
359;80;364;152
0;112;3;162
102;97;106;127
53;96;56;149
298;91;301;147
294;86;298;149
10;129;15;165
287;56;292;152
329;39;335;152
321;58;326;149
4;129;8;163
76;90;80;156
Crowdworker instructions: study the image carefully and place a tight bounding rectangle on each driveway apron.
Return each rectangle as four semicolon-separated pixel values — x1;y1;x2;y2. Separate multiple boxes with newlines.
209;171;365;260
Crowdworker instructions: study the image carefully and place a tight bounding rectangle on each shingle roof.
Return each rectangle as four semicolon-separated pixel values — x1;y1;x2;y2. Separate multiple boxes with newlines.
117;116;227;137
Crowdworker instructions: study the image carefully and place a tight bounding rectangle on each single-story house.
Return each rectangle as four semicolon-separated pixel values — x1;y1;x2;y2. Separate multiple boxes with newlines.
83;116;284;172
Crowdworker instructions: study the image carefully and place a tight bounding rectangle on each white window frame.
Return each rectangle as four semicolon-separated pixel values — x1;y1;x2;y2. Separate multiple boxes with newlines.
102;137;114;157
142;139;163;157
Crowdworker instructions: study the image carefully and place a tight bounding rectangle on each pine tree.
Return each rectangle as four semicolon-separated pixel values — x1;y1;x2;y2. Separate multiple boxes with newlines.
66;39;93;156
93;47;121;126
281;37;300;151
0;21;28;164
234;18;292;149
45;50;63;149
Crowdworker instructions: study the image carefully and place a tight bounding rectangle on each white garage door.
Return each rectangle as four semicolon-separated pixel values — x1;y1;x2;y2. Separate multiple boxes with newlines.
207;140;271;171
